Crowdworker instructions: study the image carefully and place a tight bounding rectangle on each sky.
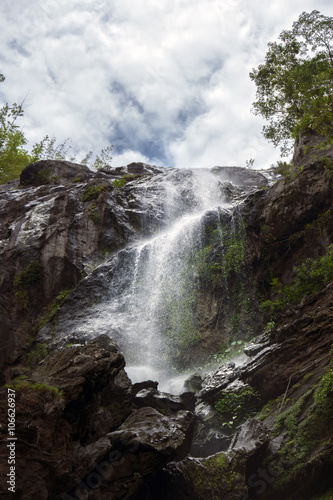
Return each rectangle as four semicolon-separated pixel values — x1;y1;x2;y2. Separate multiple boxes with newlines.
0;0;332;170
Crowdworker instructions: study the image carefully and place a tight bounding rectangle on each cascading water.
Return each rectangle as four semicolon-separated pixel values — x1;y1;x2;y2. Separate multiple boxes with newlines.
96;169;228;391
39;166;272;392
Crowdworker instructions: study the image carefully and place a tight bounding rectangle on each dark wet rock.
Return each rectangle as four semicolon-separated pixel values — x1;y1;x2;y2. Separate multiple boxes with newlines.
152;450;248;500
198;363;241;404
20;159;92;186
134;387;196;413
132;379;159;395
243;334;271;357
229;418;270;454
108;407;194;459
2;145;333;498
0;335;197;499
190;423;231;457
212;165;269;188
184;372;203;393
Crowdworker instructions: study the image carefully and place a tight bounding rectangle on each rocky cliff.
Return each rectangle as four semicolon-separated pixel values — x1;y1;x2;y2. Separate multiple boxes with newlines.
0;143;333;499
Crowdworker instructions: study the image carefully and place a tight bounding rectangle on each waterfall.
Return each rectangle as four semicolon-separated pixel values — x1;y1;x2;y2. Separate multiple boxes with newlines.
40;166;270;392
102;169;228;391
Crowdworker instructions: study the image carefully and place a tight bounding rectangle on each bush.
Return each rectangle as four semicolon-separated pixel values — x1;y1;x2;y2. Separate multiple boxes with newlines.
82;184;108;202
263;245;333;315
13;260;42;289
215;386;261;432
112;174;136;188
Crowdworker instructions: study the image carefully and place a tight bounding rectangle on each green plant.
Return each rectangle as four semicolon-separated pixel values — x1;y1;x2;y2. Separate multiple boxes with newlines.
264;321;275;333
13;260;42;289
274;161;294;176
112;174;136;188
250;10;333;156
215;386;261;432
82;184;108;202
0;75;113;183
26;343;49;368
88;203;100;223
6;380;63;397
272;355;333;490
263;245;333;316
42;288;72;326
315;345;333;401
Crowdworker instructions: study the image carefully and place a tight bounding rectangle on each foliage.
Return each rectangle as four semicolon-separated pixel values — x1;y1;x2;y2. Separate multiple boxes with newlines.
262;245;333;315
90;146;113;169
13;260;42;289
189;452;238;494
88;203;100;223
26;343;49;369
6;380;64;397
315;345;333;401
273;161;295;176
112;174;137;188
272;366;333;490
215;386;261;432
82;184;108;202
0;96;32;183
0;75;113;183
200;221;247;288
250;10;333;155
41;288;72;326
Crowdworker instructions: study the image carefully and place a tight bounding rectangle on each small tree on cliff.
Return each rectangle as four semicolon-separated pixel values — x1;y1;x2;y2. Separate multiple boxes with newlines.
250;10;333;155
0;74;112;184
0;75;32;182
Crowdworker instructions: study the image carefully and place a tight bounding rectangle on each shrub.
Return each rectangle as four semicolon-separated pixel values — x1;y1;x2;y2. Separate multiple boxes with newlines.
263;245;333;315
215;386;261;432
13;260;42;289
82;184;108;202
26;343;49;368
112;174;136;188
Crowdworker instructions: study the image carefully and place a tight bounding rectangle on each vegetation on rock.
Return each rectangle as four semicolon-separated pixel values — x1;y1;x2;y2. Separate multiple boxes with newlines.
250;10;333;155
262;245;333;315
0;74;113;184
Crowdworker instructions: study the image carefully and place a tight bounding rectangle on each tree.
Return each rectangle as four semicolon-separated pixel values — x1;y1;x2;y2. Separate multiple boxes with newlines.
0;87;32;183
0;75;112;184
250;10;333;155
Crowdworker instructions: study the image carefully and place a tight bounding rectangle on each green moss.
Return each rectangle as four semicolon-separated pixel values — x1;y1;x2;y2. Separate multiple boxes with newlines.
26;342;49;369
190;452;239;495
71;177;81;183
82;184;108;202
6;380;64;397
203;221;247;286
13;259;42;289
88;202;100;223
274;390;312;436
215;386;261;432
272;362;333;490
41;288;72;326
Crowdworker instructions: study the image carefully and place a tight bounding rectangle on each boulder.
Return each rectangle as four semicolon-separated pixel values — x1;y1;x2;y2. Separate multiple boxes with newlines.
20;159;92;186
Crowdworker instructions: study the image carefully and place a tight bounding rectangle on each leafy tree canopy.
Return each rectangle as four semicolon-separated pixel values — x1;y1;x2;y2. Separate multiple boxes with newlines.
0;74;112;184
250;10;333;155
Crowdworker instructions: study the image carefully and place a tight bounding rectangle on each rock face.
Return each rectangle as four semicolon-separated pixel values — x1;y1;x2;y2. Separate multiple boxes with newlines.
0;335;195;499
1;145;333;499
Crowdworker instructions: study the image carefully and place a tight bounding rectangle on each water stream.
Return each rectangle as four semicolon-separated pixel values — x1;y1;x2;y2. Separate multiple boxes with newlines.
41;167;270;392
99;169;229;391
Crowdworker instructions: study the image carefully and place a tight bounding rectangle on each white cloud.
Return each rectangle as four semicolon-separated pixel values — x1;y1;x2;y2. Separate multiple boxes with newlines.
0;0;332;169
